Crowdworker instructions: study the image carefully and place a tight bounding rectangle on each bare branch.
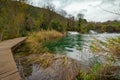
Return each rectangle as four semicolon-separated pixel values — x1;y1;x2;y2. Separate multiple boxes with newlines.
99;7;120;15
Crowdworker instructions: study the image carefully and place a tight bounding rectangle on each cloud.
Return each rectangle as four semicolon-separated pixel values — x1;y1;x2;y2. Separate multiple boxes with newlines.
28;0;120;22
52;0;61;9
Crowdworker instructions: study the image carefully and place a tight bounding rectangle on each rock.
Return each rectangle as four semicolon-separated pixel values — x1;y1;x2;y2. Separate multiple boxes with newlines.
28;55;81;80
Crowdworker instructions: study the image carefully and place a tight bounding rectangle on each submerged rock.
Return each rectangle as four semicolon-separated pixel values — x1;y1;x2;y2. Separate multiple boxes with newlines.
27;54;81;80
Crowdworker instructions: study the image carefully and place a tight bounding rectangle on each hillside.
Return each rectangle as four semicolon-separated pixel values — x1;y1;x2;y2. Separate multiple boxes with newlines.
0;0;76;41
0;0;120;41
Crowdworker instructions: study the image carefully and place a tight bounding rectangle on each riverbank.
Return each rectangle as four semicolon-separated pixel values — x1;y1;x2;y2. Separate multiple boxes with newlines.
15;53;81;80
14;31;120;80
14;30;72;79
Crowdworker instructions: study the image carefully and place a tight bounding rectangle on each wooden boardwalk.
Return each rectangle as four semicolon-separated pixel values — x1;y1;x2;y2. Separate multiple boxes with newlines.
0;37;27;80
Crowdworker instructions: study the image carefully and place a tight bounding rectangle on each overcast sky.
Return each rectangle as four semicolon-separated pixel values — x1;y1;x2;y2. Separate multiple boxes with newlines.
28;0;120;22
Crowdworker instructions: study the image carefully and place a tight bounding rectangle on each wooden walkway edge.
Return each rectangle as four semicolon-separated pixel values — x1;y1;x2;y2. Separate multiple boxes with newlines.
0;37;27;80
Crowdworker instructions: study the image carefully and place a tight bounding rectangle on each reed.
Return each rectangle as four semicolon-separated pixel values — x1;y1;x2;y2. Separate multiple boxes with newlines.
26;30;63;54
90;37;120;57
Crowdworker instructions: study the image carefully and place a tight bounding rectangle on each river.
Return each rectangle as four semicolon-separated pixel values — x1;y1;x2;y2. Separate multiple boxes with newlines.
44;31;120;65
28;32;120;80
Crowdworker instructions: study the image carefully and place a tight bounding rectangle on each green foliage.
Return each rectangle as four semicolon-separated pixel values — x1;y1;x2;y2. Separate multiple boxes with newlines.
76;63;120;80
91;63;102;74
50;19;67;32
76;63;102;80
0;0;69;41
78;18;86;29
79;20;120;33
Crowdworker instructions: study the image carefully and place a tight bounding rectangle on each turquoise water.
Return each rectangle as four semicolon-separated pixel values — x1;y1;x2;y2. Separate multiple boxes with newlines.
44;33;84;54
44;32;120;62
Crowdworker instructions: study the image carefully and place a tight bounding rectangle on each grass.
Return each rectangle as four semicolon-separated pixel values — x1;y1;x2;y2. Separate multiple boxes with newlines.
76;63;120;80
26;53;54;68
14;30;64;65
27;30;63;43
22;53;69;68
90;37;120;57
14;30;64;77
79;36;120;80
17;53;80;79
26;30;63;54
14;31;120;80
76;37;120;80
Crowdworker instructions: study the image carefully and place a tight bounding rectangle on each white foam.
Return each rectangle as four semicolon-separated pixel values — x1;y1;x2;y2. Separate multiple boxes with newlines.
68;31;79;35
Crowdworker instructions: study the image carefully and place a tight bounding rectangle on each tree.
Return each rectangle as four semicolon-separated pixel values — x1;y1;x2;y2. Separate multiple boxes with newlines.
77;13;87;31
59;9;67;17
66;14;77;30
77;13;84;20
0;0;10;41
45;1;55;11
77;13;84;28
100;7;120;16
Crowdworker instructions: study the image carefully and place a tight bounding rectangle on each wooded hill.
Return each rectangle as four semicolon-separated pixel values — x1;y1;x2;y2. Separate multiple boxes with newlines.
0;0;76;41
0;0;120;41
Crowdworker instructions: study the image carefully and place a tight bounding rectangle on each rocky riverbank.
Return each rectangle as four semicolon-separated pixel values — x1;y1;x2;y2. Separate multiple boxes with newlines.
15;53;81;80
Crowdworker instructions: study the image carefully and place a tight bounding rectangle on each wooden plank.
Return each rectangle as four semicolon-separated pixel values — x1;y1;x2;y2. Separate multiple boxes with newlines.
0;37;26;50
0;37;27;80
